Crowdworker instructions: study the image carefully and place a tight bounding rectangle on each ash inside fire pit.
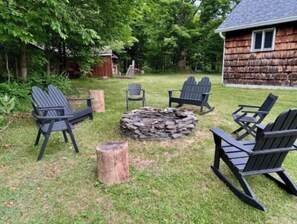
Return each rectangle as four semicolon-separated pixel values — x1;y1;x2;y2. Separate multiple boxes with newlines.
120;107;198;140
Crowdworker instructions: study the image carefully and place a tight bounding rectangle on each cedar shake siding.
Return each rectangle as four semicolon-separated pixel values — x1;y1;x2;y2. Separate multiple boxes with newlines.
223;22;297;86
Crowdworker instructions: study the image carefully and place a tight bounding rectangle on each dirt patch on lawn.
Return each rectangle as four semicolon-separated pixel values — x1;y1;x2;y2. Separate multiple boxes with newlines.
130;156;155;171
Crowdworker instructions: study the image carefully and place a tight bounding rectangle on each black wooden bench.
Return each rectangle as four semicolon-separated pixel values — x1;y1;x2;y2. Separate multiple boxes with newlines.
168;76;214;114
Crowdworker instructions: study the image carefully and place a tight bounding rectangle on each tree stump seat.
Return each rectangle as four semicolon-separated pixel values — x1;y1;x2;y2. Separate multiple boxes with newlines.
96;141;129;185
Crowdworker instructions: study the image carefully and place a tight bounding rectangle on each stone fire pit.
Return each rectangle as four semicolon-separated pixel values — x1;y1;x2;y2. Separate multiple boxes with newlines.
120;107;198;140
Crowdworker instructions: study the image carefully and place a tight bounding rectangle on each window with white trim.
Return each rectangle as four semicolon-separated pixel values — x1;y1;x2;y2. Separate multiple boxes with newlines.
251;28;276;52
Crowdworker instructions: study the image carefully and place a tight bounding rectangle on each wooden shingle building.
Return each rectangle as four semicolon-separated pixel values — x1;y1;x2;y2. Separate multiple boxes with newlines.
216;0;297;87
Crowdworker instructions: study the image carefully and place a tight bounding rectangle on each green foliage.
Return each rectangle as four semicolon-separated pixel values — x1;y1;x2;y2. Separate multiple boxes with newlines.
125;0;201;71
0;73;71;112
0;114;5;126
0;82;30;100
0;0;140;80
0;95;15;115
26;72;71;93
197;0;240;72
0;0;241;76
122;0;240;72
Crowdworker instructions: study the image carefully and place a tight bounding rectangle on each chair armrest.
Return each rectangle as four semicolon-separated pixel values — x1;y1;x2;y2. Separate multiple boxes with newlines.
67;97;92;107
168;89;181;98
238;104;260;108
36;106;64;112
33;114;73;120
168;89;181;92
201;92;211;100
36;106;65;116
256;123;266;130
233;104;261;115
210;128;252;154
241;110;268;115
67;98;92;101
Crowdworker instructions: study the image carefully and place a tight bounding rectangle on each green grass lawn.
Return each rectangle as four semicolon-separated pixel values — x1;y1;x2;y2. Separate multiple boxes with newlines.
1;73;297;223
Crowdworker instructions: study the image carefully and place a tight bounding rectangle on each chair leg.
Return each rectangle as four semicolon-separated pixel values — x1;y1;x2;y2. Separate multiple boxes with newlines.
211;139;266;211
65;122;79;153
211;166;266;211
265;171;297;195
199;103;214;115
233;121;257;140
236;125;257;140
126;100;129;111
200;103;204;114
37;134;50;161
62;131;68;143
37;121;54;161
35;129;42;146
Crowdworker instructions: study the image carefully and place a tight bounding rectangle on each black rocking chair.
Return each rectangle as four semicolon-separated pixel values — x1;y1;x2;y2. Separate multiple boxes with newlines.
210;108;297;211
231;93;278;140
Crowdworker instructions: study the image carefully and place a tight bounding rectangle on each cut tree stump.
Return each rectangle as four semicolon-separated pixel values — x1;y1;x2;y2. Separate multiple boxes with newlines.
89;89;105;112
96;141;129;185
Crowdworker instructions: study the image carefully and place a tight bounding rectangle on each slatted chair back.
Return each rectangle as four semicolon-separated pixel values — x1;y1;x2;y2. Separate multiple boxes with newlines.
180;76;211;101
244;109;297;172
32;86;57;116
48;85;73;114
255;93;278;118
128;83;142;96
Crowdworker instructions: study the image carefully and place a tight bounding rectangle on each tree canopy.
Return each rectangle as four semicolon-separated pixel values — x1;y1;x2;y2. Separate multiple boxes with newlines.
0;0;240;81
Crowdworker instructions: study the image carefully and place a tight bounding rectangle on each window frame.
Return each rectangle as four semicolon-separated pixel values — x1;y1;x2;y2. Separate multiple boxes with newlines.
251;28;276;52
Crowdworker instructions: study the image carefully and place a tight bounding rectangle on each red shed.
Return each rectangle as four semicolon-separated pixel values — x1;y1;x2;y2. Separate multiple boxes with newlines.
91;49;118;78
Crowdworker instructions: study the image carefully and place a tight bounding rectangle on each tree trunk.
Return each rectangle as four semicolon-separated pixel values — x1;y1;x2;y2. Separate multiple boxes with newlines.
45;46;51;74
177;50;187;71
89;89;105;112
96;141;129;185
15;57;18;79
20;43;27;81
5;53;10;83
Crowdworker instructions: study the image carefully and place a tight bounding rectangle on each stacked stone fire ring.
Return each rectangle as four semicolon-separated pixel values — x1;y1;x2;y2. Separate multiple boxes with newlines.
120;107;198;140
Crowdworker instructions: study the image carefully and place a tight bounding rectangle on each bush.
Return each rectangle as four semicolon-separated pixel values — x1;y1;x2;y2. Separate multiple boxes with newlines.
0;114;5;126
0;95;16;129
0;82;30;100
0;72;72;112
27;72;72;93
0;95;16;114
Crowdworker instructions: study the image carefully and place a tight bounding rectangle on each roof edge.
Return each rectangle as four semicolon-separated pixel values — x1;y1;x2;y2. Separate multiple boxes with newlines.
215;16;297;33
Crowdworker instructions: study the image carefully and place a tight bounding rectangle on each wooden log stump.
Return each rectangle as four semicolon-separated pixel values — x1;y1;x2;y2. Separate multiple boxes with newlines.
96;141;129;185
89;89;105;112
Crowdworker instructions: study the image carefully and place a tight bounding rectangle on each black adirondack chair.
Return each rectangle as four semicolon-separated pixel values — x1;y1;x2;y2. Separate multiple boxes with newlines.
126;83;146;111
168;76;214;115
47;85;93;123
232;93;278;140
210;108;297;211
31;103;79;161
